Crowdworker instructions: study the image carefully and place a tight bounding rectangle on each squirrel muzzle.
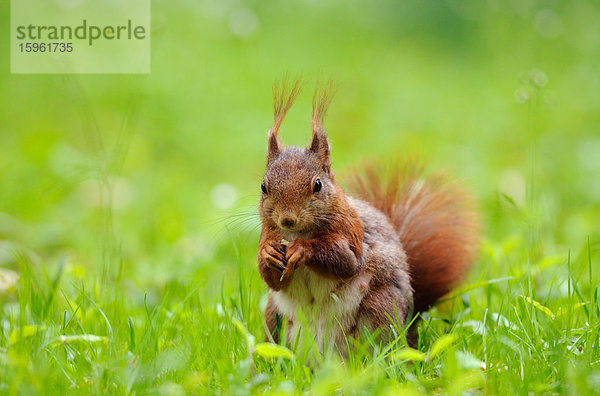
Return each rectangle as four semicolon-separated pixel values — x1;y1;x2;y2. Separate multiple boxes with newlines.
277;211;299;230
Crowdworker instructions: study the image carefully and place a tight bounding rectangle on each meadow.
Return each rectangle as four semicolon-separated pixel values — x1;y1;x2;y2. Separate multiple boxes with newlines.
1;0;599;394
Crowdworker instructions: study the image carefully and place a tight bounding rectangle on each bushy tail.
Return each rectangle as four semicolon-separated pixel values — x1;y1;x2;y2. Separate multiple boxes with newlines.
349;161;480;313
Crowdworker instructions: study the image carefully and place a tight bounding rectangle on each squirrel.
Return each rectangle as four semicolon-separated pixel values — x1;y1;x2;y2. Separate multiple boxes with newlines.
257;79;480;354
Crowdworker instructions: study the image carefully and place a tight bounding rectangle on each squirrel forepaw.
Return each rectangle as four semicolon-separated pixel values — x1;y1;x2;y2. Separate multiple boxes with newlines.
260;241;286;272
285;240;311;268
279;240;309;283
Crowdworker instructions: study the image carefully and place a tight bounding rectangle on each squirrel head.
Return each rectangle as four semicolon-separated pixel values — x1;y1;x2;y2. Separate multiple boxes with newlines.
259;78;342;234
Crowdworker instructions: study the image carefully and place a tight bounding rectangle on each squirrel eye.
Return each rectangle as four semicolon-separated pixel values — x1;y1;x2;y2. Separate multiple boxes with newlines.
313;178;322;193
261;181;267;194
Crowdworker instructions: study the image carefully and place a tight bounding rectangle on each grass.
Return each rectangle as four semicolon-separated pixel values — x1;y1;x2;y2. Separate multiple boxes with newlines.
1;216;599;394
1;0;600;394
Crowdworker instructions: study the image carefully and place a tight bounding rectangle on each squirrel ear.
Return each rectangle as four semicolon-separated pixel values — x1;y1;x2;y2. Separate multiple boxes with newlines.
267;128;282;163
308;128;331;173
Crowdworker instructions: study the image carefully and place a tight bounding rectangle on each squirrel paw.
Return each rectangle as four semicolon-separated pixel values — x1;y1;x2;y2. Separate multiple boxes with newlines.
260;240;287;273
279;240;310;283
285;240;311;268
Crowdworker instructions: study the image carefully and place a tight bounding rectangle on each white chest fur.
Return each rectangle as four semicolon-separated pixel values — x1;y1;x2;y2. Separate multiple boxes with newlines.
271;265;371;352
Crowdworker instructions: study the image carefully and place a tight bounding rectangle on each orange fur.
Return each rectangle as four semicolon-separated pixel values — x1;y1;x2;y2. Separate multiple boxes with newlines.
349;162;480;312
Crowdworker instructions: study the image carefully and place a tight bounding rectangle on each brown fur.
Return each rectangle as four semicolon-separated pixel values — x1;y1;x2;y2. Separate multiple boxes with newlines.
257;79;480;349
349;162;480;313
264;294;282;343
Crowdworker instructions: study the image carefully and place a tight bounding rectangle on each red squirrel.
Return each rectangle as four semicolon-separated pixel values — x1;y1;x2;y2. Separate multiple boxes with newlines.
257;79;480;353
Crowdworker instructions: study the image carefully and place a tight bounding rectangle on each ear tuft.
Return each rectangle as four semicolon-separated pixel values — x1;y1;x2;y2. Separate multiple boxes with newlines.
267;76;304;164
309;78;337;173
312;77;336;128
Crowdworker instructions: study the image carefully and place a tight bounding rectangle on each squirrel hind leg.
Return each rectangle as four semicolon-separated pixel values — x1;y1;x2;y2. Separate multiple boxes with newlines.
353;283;413;344
265;294;285;343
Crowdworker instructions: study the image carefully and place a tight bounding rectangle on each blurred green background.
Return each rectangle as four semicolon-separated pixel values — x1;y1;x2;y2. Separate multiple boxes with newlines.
1;0;599;393
1;0;598;283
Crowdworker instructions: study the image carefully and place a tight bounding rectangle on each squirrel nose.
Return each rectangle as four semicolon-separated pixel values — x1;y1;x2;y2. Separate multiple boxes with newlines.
279;214;298;228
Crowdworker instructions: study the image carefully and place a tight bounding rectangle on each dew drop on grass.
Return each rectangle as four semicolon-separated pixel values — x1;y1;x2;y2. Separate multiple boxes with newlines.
0;268;19;293
215;302;224;317
175;234;216;263
77;177;133;211
588;371;600;389
530;69;548;87
577;138;600;172
498;169;526;207
211;183;239;209
157;382;185;396
278;380;295;393
229;8;259;38
514;87;531;104
534;9;563;39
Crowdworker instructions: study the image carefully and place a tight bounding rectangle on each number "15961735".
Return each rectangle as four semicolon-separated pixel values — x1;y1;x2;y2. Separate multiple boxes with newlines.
19;42;73;53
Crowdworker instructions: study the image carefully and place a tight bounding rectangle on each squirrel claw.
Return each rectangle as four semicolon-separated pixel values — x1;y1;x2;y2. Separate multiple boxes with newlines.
266;259;285;273
280;263;295;282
